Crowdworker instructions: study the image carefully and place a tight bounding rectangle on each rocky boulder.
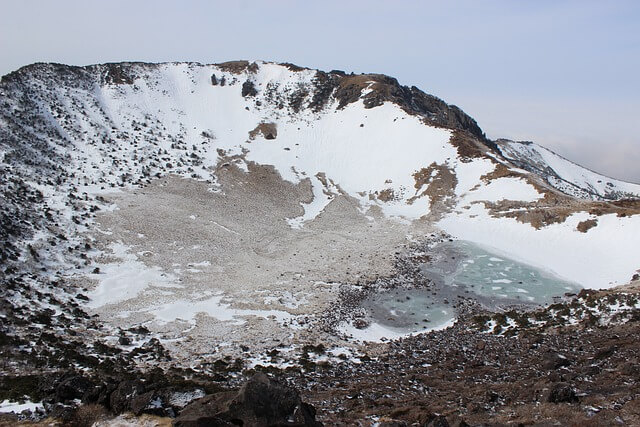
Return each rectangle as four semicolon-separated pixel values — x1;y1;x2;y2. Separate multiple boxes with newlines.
54;374;96;403
174;373;322;427
547;382;578;404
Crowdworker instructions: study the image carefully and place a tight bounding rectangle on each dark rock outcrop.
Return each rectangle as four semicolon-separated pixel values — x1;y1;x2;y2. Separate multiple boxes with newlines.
547;383;578;404
307;71;486;141
54;374;95;403
175;373;322;427
109;380;145;414
242;80;258;97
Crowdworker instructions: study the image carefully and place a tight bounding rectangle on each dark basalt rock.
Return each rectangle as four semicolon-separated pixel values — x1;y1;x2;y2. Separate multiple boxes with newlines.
175;373;322;427
54;374;95;403
102;63;135;85
542;352;572;370
547;382;578;404
242;80;258;97
424;415;450;427
130;390;168;416
109;380;145;414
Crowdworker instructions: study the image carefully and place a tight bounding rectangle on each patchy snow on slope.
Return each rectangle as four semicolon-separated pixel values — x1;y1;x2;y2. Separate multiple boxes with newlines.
61;62;639;294
87;242;181;308
148;294;296;326
338;317;456;343
241;100;454;220
7;60;640;357
499;140;640;200
95;62;456;223
463;177;542;203
0;400;43;414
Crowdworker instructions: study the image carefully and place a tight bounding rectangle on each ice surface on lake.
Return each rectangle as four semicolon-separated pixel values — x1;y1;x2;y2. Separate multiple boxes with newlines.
360;240;581;338
451;240;581;304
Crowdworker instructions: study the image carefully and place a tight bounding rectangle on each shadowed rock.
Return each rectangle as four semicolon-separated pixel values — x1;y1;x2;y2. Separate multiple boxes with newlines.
174;373;322;426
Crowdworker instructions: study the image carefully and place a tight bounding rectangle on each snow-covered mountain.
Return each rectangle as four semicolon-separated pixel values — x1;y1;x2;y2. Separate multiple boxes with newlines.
2;59;640;424
1;60;638;291
497;139;640;200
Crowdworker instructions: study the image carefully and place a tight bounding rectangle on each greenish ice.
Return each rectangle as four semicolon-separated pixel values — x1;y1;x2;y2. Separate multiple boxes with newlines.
362;240;581;335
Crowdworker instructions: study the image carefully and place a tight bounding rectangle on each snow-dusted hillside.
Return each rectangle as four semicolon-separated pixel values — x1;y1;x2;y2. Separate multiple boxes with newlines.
497;139;640;200
2;59;640;424
1;60;638;293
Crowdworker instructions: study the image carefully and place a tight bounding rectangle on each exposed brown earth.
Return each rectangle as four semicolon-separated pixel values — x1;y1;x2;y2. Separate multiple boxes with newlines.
409;163;458;219
215;60;260;74
448;130;492;162
376;188;397;202
476;167;640;229
248;122;278;141
481;193;640;230
577;219;599;233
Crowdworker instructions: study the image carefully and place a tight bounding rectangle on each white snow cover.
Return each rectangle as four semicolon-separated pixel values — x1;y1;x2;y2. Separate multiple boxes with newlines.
99;63;457;221
87;242;180;308
439;205;640;289
0;400;43;413
339;317;456;343
93;62;640;289
149;294;295;325
499;140;640;199
461;177;542;203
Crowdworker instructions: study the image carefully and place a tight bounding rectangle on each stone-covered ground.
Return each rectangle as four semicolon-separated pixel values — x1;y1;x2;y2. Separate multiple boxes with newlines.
2;289;640;426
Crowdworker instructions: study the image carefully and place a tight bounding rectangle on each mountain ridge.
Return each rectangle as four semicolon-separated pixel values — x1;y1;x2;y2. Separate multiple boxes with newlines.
1;59;639;288
4;59;639;193
1;59;487;140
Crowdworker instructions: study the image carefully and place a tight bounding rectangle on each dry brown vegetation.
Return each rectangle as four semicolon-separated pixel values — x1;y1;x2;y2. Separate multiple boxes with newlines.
215;60;259;74
473;156;640;228
248;122;277;141
376;188;396;202
333;74;380;109
278;62;309;72
448;130;489;162
577;218;599;232
482;190;640;229
480;162;522;182
408;162;458;218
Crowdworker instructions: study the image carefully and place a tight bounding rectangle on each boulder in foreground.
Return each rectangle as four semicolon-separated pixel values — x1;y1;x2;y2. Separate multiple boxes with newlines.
174;373;322;427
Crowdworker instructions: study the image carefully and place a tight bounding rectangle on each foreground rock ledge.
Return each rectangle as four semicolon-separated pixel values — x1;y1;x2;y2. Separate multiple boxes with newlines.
174;373;322;427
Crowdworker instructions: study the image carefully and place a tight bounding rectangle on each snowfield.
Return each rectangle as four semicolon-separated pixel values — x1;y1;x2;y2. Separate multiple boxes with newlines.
439;207;640;289
94;61;640;290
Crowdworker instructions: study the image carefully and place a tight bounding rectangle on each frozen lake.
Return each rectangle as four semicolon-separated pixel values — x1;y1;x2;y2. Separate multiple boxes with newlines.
362;240;581;336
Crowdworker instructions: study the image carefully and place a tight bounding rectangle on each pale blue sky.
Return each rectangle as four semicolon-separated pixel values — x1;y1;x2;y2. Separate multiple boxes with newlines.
1;0;638;182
